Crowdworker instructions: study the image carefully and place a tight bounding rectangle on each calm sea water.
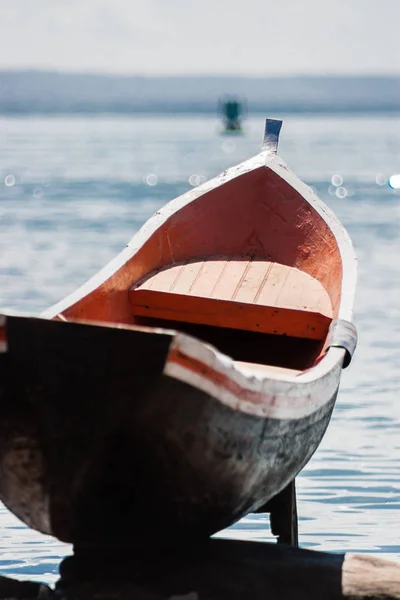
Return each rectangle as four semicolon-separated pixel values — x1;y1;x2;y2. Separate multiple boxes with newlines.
0;113;399;585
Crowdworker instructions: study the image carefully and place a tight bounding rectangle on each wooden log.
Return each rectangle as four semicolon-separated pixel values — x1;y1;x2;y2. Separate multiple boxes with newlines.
52;538;400;600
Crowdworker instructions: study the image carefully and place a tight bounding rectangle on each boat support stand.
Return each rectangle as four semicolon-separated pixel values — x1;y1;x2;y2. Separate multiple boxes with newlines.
256;479;298;546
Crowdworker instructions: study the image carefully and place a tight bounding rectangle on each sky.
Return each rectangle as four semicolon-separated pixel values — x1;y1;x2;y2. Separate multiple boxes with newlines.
1;0;400;76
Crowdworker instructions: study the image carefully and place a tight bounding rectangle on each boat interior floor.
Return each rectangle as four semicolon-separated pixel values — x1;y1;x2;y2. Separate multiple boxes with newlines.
129;256;333;373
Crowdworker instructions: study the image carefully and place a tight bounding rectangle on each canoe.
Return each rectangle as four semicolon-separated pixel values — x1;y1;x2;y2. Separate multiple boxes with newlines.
0;119;357;549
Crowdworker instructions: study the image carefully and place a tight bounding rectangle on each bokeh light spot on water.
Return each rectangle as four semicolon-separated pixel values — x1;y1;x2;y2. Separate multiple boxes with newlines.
145;173;158;186
331;174;343;187
4;174;16;187
388;174;400;189
335;186;348;199
221;140;235;153
189;174;205;187
376;173;387;186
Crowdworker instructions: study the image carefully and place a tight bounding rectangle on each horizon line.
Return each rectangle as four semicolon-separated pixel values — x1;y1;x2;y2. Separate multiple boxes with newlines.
1;67;400;80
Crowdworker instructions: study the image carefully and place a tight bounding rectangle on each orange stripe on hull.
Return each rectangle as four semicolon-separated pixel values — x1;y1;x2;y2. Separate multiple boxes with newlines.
167;348;316;410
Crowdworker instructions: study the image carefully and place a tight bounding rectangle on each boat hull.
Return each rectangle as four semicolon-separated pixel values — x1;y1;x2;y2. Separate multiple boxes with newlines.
0;315;338;547
0;119;357;548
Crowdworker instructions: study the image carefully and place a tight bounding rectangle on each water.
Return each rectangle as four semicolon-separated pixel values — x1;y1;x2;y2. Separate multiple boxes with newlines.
0;113;399;585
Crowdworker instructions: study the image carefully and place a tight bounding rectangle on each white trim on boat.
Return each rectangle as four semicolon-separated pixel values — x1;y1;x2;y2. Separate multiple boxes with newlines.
264;150;357;324
164;333;342;420
42;139;356;330
42;122;357;393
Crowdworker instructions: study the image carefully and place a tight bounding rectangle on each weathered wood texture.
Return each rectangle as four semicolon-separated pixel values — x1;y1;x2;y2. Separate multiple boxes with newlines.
52;539;400;600
0;315;337;548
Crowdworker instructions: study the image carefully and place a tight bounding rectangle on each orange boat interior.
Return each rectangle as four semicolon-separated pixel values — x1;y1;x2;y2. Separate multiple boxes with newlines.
53;167;343;373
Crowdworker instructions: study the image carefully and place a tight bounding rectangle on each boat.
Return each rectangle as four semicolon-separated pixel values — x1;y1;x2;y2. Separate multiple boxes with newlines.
218;95;246;133
0;119;357;550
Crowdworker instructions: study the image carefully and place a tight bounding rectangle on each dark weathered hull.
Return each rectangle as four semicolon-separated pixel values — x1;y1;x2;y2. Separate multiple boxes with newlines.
0;315;337;548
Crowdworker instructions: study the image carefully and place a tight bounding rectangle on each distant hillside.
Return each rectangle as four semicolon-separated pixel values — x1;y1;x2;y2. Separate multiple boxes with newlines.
0;70;399;114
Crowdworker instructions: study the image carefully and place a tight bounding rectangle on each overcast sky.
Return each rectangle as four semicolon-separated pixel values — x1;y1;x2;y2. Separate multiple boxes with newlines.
1;0;399;76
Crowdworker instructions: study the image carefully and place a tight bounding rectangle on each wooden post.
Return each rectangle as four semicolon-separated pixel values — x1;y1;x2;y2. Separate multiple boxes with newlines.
255;478;298;546
269;479;298;546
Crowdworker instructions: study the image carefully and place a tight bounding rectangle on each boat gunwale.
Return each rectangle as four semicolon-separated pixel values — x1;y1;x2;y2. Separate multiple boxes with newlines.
40;137;357;397
0;308;344;423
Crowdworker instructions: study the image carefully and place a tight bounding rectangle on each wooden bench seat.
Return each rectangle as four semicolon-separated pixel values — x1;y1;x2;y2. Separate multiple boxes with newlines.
129;257;333;341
